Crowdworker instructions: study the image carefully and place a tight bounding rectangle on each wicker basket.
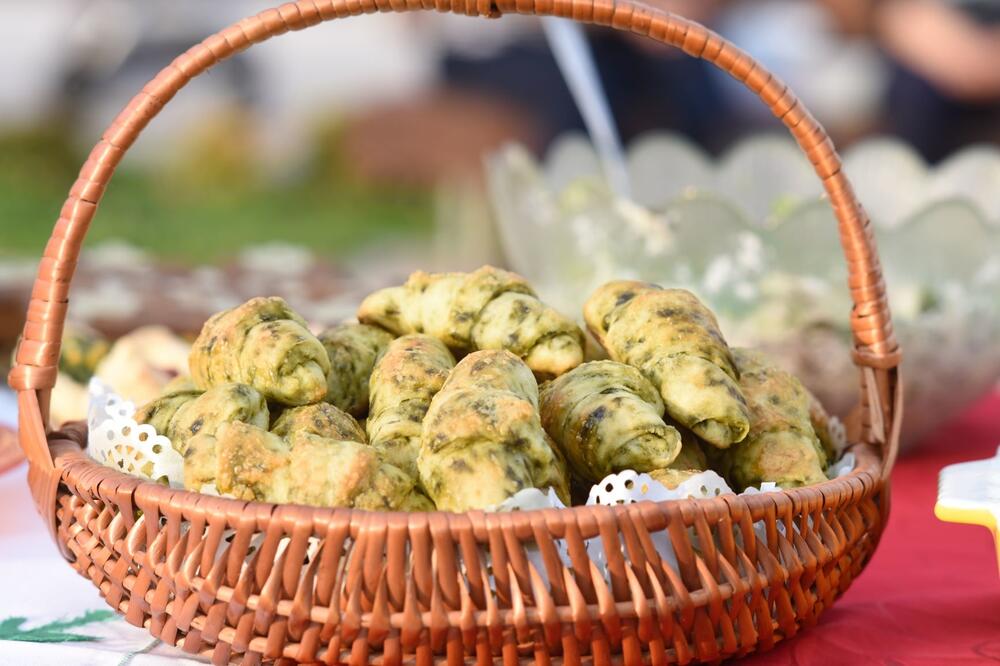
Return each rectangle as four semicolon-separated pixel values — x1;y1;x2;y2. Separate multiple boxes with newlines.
10;2;902;664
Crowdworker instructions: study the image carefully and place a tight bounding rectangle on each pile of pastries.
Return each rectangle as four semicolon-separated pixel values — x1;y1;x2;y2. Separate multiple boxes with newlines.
50;324;192;425
134;266;839;512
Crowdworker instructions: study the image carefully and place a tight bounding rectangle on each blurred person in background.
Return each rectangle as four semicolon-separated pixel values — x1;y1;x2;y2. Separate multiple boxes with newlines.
829;0;1000;161
438;0;1000;161
439;1;736;151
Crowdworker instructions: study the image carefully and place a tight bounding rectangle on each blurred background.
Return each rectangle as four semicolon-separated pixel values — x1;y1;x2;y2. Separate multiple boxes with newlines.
1;0;999;455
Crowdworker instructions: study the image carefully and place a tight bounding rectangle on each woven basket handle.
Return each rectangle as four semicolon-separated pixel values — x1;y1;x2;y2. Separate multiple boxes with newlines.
9;0;901;477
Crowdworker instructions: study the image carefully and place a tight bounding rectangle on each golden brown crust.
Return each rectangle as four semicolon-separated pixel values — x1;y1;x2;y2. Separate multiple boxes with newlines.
649;468;704;490
271;402;365;443
539;361;681;481
719;349;828;490
419;350;569;511
213;421;291;501
583;281;750;448
134;390;202;443
137;383;268;456
207;421;432;510
190;297;330;405
665;421;709;471
318;323;395;416
367;335;455;478
358;266;584;377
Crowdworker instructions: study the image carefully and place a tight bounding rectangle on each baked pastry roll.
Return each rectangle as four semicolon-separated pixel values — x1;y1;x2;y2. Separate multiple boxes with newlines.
283;431;433;511
318;323;395;416
367;335;456;478
419;350;569;511
161;375;197;395
271;402;366;443
670;424;709;470
583;281;750;448
134;388;201;442
136;382;268;455
59;322;109;383
719;349;828;490
358;265;584;377
649;468;704;489
192;421;432;511
95;325;192;407
190;297;330;405
539;360;682;480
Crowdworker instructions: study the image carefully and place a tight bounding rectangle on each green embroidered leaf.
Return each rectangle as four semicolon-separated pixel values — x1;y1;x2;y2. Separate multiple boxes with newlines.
0;617;27;634
0;609;115;643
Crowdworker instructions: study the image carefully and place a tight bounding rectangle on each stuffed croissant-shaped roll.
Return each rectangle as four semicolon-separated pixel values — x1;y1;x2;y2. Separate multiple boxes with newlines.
284;431;434;511
539;361;682;480
419;350;569;511
136;383;269;455
649;468;704;489
583;281;750;448
134;387;201;442
646;425;712;489
367;335;455;478
192;421;432;511
319;323;395;416
271;402;366;443
719;349;828;490
358;266;584;377
190;297;331;405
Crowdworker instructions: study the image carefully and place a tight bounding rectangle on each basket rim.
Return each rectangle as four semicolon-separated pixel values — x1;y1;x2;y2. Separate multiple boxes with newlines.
51;425;884;537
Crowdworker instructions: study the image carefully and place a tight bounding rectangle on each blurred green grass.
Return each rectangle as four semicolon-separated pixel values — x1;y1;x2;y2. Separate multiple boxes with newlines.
0;124;433;264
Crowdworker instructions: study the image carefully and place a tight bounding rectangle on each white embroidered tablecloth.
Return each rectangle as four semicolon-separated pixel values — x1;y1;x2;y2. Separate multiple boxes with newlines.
0;388;205;665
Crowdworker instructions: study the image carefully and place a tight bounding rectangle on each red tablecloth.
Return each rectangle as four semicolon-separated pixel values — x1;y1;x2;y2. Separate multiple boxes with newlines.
1;395;997;663
742;393;1000;665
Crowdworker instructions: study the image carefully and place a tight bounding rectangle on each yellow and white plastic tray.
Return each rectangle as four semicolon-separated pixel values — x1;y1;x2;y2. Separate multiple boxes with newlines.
936;446;1000;571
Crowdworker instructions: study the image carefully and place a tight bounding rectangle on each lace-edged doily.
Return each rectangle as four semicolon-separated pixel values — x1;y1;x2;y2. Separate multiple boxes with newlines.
87;378;184;487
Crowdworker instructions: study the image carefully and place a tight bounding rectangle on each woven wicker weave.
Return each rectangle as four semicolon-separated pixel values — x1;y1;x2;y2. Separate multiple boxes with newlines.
10;2;902;664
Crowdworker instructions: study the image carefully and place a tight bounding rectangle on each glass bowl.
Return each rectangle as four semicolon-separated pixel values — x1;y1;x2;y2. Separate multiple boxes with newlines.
486;133;1000;451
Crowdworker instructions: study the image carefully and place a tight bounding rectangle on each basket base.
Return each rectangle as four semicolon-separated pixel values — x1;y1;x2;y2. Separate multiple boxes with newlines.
50;442;888;666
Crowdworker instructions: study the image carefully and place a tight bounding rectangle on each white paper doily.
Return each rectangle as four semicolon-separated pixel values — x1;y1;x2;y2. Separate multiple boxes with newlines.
87;378;184;487
828;451;857;478
586;469;742;506
490;487;568;512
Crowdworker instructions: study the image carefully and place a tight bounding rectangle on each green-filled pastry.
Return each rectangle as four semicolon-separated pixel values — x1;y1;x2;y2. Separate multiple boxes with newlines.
666;423;710;471
203;421;431;510
649;468;704;489
161;375;197;395
358;265;584;377
134;388;201;442
271;402;366;443
284;432;433;511
136;382;268;455
583;281;750;448
190;297;330;405
319;323;395;416
59;322;110;383
539;360;681;480
419;350;569;511
647;425;711;490
718;349;828;490
367;335;456;478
